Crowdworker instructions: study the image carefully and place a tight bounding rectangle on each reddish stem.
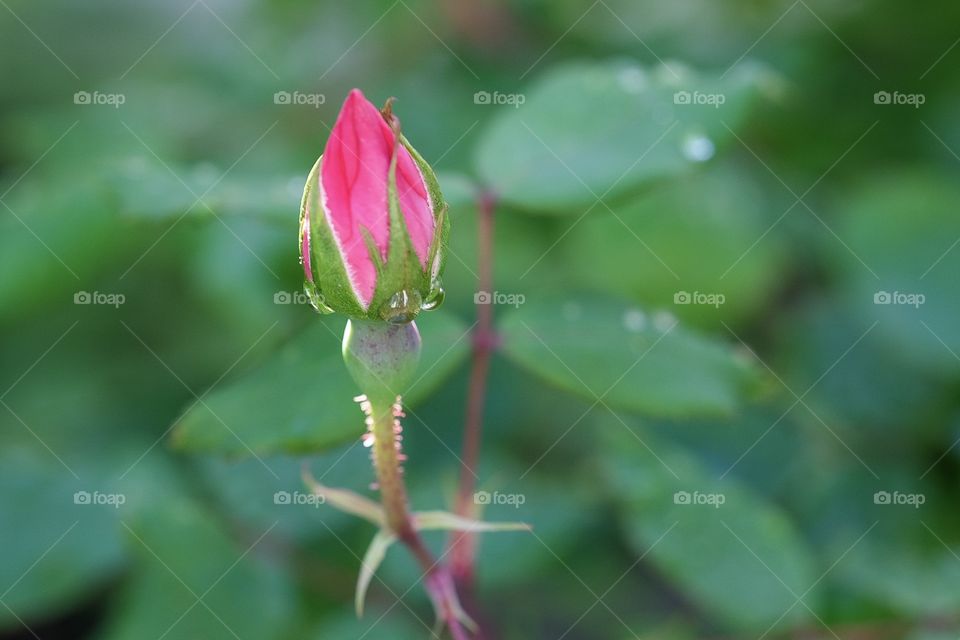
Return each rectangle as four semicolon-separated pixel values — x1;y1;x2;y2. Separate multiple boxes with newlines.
449;189;497;590
367;399;469;639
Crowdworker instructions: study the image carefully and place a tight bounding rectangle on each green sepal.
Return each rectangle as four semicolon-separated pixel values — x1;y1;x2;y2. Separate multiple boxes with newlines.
301;464;385;527
302;156;366;318
355;529;396;617
412;510;531;533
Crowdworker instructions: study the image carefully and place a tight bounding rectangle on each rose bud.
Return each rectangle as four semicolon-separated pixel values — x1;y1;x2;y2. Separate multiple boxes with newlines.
299;89;449;323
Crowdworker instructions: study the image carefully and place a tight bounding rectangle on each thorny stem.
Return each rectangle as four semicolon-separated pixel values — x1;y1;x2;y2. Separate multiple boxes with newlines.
365;397;412;534
363;395;469;639
448;190;498;610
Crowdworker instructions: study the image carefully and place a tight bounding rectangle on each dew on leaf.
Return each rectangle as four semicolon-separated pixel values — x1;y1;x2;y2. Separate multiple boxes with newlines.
622;308;647;333
652;310;678;332
681;133;715;162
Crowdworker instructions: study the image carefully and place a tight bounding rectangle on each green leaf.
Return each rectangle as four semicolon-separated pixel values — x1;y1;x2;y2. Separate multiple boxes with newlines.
601;424;818;631
835;530;960;617
830;169;960;374
0;180;134;322
498;294;757;417
97;498;296;640
306;612;425;640
0;448;127;631
355;529;396;617
193;452;370;543
109;158;302;222
559;161;787;326
817;481;960;619
473;59;779;212
773;300;949;432
172;310;471;456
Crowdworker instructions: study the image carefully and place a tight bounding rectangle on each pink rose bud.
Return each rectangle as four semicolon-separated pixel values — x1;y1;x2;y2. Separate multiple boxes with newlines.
299;89;448;323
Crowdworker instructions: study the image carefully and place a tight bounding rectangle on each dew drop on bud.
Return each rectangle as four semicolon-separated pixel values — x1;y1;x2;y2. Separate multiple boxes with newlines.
303;281;334;314
421;279;445;311
380;289;422;324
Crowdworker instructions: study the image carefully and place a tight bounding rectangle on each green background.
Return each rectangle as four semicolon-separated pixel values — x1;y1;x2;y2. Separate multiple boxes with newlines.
1;0;959;638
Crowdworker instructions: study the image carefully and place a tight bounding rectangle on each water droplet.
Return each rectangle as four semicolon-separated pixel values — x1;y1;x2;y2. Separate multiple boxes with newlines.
652;310;677;333
618;67;646;94
303;281;334;314
380;289;422;324
622;308;647;333
681;133;715;163
421;280;445;311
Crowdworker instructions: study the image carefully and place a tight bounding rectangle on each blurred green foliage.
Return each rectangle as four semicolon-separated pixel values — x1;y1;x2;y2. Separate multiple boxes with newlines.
1;0;959;639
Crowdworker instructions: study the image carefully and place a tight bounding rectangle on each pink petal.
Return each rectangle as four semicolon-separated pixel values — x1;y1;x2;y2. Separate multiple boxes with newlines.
395;140;434;268
320;89;434;309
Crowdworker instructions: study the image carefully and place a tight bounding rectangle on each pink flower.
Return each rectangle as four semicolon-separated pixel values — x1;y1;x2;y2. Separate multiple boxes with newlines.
300;89;446;320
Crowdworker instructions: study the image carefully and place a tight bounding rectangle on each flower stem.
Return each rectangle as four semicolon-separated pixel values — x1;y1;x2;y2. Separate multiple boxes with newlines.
367;398;410;534
365;396;470;638
449;190;497;591
343;320;470;637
